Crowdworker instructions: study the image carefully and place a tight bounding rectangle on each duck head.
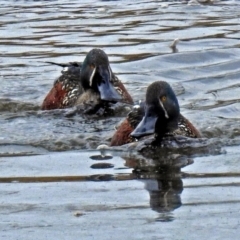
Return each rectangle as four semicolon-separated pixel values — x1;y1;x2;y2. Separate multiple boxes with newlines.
131;81;180;139
80;49;121;102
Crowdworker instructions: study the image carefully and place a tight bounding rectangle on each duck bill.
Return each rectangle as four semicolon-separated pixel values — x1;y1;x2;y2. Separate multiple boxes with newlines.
130;107;158;138
97;65;121;102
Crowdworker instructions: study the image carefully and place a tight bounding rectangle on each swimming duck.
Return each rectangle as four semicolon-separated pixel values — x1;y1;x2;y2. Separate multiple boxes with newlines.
110;81;201;146
41;49;133;112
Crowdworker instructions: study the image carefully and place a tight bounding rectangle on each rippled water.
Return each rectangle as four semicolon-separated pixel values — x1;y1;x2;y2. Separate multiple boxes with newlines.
1;0;240;239
1;0;240;151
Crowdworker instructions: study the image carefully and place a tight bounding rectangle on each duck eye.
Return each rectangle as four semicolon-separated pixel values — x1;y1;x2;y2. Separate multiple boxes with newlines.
161;96;167;102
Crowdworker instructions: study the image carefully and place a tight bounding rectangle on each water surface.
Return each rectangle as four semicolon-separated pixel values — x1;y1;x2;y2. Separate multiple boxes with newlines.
1;0;240;239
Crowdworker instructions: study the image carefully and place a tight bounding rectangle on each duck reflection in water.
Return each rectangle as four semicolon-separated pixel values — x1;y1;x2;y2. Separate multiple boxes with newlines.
124;153;193;222
138;172;183;222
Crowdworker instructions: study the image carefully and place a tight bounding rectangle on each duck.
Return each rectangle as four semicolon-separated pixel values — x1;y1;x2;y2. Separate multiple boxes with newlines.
110;81;201;146
41;48;133;113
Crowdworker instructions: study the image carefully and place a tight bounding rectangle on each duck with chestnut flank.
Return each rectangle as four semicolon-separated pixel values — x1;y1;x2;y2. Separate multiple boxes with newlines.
41;49;133;112
110;81;201;146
